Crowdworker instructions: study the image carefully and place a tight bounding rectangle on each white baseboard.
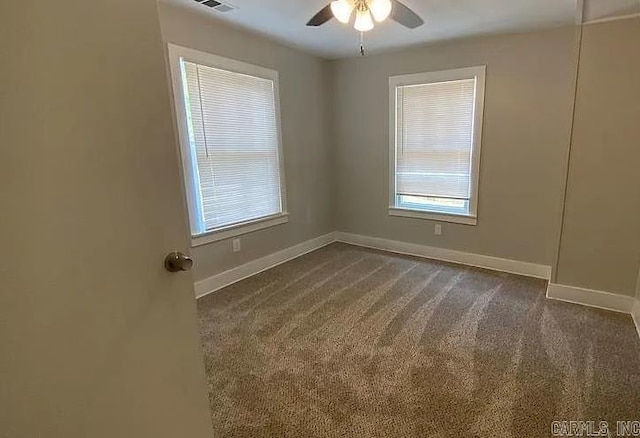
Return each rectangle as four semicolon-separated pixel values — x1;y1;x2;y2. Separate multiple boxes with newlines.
632;300;640;339
193;230;640;341
334;232;552;280
194;230;551;299
546;283;636;314
194;232;336;298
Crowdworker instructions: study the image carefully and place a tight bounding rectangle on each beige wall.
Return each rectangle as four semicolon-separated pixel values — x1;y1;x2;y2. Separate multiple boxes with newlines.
555;18;640;296
158;4;334;282
331;27;578;266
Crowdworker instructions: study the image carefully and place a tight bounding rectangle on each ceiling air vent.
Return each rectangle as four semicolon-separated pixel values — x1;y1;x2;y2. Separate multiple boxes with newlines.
193;0;237;13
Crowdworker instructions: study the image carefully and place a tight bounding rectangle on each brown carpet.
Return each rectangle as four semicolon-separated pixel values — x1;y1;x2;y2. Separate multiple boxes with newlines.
197;243;640;437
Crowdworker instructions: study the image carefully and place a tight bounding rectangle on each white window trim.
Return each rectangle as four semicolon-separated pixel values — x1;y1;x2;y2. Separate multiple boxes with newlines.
388;66;486;226
167;44;288;245
388;207;478;225
191;213;289;247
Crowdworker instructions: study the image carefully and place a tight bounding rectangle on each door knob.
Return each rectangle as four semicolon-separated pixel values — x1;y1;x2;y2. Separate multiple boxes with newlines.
164;252;193;273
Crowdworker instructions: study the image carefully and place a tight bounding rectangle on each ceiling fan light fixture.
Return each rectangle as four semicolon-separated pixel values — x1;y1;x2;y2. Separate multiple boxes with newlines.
354;8;374;32
369;0;392;22
330;0;354;24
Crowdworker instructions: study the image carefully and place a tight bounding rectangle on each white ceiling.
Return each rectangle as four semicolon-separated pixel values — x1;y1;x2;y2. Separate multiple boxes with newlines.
160;0;638;59
583;0;640;22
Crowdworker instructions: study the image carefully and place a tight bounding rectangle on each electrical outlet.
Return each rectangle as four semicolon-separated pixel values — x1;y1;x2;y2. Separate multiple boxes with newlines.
232;238;241;252
434;224;442;236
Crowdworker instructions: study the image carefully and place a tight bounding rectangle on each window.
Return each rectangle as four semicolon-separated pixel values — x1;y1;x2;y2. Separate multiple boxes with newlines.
389;66;485;225
168;45;287;246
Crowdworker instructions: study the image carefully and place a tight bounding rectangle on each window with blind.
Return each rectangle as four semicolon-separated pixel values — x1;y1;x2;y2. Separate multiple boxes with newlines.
168;45;287;245
389;66;485;225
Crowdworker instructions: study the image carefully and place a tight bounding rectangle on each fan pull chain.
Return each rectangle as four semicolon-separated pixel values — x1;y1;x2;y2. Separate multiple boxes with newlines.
360;31;366;56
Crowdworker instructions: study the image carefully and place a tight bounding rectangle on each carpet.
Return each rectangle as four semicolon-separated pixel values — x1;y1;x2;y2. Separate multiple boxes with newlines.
197;243;640;437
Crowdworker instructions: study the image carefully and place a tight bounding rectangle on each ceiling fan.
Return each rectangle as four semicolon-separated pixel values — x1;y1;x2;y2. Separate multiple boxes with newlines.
307;0;424;31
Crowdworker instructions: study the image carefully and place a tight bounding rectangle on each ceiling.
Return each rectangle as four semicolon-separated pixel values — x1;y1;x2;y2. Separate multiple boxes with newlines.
583;0;640;22
159;0;638;59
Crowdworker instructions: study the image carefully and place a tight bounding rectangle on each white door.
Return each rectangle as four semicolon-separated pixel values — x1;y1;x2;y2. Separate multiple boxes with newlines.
0;1;213;437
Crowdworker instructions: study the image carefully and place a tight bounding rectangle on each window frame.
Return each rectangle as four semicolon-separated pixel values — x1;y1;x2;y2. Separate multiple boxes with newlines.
168;44;288;247
388;66;486;226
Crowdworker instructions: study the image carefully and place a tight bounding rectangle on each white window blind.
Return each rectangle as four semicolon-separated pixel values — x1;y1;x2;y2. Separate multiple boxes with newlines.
390;67;485;224
177;57;285;236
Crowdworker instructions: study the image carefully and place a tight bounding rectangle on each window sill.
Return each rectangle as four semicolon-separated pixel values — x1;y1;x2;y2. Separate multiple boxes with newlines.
191;213;289;247
388;207;477;226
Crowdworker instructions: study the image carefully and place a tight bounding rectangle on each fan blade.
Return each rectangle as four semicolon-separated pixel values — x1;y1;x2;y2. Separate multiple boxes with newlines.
390;1;424;29
307;5;333;26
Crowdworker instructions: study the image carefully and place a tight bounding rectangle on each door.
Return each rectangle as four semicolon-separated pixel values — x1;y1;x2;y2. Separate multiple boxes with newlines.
0;1;213;437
